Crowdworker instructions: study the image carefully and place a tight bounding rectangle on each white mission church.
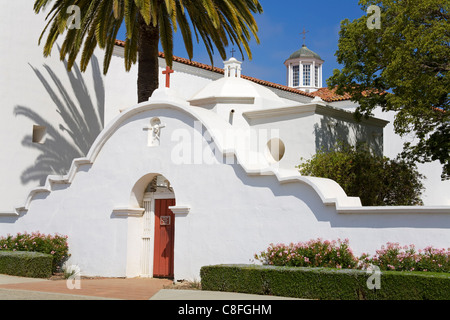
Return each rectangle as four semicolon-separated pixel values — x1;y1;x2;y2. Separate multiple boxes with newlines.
0;2;449;280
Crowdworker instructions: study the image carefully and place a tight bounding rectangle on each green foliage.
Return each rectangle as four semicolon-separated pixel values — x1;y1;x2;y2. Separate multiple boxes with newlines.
297;143;424;206
0;232;70;273
254;238;359;269
33;0;263;102
0;251;53;278
361;242;450;272
327;0;450;179
200;264;450;300
256;239;449;274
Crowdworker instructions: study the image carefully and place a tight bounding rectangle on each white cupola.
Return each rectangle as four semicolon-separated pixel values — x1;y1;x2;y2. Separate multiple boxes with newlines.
188;57;286;126
284;44;324;93
223;57;242;78
189;57;285;110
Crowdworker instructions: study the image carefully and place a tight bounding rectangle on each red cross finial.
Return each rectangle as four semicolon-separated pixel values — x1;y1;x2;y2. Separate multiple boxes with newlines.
162;66;174;88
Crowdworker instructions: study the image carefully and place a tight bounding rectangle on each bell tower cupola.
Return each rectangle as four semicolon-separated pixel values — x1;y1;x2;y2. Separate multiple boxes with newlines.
284;29;324;93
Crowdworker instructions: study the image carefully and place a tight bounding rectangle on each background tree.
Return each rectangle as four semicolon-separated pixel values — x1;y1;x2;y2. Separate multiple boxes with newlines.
34;0;263;103
327;0;449;179
297;143;424;206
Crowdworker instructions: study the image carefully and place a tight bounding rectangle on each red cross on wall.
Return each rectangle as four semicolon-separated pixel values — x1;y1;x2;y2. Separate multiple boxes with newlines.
162;66;174;88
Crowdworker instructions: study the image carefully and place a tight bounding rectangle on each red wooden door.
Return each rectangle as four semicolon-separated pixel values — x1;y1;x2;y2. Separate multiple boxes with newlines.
153;199;176;278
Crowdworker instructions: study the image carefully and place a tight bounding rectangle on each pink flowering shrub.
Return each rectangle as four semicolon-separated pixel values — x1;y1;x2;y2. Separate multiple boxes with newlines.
0;232;70;273
254;238;360;269
361;242;449;272
256;239;449;273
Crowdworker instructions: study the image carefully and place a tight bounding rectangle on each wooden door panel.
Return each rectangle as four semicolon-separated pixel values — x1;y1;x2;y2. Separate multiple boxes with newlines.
153;199;175;278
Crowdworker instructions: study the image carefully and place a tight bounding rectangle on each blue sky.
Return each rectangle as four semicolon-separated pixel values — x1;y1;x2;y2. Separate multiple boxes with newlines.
117;0;366;87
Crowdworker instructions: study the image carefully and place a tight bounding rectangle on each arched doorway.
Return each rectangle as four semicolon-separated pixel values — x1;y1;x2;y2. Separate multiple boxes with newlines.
141;175;176;279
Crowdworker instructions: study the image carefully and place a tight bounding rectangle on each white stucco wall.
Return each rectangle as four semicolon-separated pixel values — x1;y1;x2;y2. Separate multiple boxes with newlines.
0;1;125;212
1;99;448;281
0;1;219;213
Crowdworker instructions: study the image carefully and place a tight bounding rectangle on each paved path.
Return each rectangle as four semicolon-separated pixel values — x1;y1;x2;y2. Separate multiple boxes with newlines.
0;275;172;300
150;289;300;300
0;274;300;300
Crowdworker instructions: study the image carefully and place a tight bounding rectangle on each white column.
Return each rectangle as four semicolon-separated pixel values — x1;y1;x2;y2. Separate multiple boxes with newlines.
319;64;323;88
236;64;242;77
288;64;292;87
286;65;289;87
312;60;316;89
224;65;230;78
299;61;303;88
141;193;154;277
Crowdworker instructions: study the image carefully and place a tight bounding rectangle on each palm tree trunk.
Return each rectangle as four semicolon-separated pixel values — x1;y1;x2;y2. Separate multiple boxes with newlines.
138;16;160;103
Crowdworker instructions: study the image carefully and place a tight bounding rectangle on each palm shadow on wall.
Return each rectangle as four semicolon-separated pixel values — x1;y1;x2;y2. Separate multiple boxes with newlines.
14;55;105;186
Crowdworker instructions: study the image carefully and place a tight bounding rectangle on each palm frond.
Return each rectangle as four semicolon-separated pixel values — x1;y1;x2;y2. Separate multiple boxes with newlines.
34;0;263;97
159;3;174;67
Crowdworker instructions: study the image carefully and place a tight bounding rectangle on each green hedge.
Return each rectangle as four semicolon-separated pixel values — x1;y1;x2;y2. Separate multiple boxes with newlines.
200;264;450;300
0;251;53;278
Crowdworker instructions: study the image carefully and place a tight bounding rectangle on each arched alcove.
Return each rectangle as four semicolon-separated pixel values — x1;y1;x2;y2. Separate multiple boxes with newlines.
129;173;176;208
127;173;176;279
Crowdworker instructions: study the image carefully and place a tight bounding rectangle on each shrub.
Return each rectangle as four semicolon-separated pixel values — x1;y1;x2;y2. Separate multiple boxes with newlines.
0;232;70;273
254;238;360;269
0;251;53;278
361;242;449;273
200;264;450;300
255;239;449;274
297;143;424;206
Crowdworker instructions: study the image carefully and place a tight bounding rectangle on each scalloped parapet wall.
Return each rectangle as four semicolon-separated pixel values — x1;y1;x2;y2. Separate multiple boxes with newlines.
2;90;449;217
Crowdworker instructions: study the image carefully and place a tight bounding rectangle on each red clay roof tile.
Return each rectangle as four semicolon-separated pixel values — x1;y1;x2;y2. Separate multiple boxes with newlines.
114;40;346;102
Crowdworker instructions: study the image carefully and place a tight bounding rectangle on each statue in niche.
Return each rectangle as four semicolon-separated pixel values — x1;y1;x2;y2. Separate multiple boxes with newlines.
148;117;165;147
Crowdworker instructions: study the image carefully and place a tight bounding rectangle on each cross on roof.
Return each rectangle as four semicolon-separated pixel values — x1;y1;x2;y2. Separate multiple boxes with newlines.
162;66;174;88
300;28;309;46
230;48;236;57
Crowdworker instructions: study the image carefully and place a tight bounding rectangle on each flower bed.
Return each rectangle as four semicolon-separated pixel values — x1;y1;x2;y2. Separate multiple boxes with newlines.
255;238;449;273
361;242;449;272
254;238;359;269
0;232;70;273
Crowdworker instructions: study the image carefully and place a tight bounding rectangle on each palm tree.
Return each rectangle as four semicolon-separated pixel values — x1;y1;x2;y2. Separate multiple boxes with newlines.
33;0;263;103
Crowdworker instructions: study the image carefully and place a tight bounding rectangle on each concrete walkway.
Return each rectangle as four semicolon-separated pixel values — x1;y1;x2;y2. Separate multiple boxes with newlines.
0;274;171;300
150;289;300;300
0;274;300;300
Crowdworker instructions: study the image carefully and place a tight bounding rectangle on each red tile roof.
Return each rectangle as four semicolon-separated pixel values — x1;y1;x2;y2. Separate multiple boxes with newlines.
310;87;353;102
114;40;348;102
